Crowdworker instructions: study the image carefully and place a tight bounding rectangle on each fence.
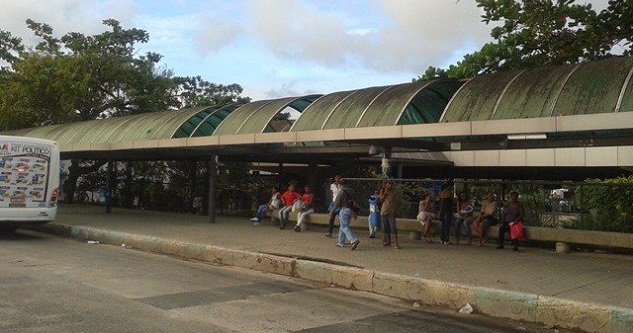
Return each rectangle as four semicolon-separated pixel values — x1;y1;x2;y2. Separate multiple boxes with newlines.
72;170;633;234
338;178;633;234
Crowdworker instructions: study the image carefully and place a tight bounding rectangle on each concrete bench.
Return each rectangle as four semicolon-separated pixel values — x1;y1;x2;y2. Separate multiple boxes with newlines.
271;209;462;235
270;209;633;251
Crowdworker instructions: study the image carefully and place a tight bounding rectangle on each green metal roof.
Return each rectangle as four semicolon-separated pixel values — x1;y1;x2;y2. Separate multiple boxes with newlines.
441;56;633;122
173;104;240;138
290;80;463;131
212;95;321;136
18;106;234;144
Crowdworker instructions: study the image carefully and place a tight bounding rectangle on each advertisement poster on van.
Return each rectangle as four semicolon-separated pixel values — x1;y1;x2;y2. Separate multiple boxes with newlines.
0;141;52;209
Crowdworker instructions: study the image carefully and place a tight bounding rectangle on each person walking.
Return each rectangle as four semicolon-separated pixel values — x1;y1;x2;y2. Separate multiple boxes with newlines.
325;174;342;237
438;182;454;245
294;186;314;232
379;180;400;249
328;178;360;250
278;184;300;229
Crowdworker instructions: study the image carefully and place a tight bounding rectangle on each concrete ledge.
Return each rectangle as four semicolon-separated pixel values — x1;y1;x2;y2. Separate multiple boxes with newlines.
537;296;613;333
30;223;633;332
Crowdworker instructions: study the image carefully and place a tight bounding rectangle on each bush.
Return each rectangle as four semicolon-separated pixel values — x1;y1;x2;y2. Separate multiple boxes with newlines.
575;177;633;233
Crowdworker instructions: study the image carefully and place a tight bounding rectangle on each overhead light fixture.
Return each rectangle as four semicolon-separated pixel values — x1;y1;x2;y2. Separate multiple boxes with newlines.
368;145;380;155
507;134;547;140
450;142;461;150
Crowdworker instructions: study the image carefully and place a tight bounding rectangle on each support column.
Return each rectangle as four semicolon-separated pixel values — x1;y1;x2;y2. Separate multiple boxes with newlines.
308;159;318;199
208;155;218;224
277;162;284;190
105;160;115;214
381;146;392;178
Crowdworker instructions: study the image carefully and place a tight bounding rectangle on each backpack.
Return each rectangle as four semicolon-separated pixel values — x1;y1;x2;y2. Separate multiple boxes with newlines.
343;189;360;214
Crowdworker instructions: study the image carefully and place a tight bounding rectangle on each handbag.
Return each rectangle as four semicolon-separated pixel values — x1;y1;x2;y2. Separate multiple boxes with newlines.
510;221;525;240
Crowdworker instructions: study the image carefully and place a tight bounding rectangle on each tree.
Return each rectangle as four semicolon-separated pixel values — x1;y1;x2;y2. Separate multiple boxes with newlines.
174;76;250;108
417;0;633;81
0;19;250;205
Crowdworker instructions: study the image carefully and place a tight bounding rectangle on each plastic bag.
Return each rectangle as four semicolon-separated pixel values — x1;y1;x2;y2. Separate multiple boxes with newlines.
511;221;525;240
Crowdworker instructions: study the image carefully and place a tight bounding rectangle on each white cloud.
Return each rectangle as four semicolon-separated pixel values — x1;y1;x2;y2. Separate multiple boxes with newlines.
0;0;137;44
0;0;618;100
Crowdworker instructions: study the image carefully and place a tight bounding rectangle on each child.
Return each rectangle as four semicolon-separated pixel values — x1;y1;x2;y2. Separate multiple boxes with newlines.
368;189;381;238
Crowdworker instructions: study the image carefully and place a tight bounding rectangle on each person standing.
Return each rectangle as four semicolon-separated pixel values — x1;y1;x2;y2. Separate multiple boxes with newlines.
368;189;381;238
380;180;400;249
294;186;314;232
278;184;300;229
497;191;524;251
325;174;342;237
438;182;454;245
328;178;360;250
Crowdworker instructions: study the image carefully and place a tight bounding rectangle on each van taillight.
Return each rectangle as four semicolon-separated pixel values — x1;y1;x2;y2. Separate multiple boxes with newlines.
51;188;60;204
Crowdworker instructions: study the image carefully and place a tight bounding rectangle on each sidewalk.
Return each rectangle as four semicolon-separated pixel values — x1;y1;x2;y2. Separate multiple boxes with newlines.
36;205;633;332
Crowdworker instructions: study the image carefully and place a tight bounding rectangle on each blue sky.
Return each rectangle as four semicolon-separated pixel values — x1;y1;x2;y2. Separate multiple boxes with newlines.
0;0;610;101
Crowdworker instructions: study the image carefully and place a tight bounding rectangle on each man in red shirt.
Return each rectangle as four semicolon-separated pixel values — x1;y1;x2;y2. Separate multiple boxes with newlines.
294;186;314;232
278;184;300;229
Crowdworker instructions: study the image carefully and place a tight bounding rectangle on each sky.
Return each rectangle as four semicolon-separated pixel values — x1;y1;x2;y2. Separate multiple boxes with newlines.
0;0;611;101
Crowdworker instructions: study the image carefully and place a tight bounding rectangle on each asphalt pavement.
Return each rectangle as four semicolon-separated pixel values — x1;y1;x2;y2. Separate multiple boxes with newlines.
28;205;633;333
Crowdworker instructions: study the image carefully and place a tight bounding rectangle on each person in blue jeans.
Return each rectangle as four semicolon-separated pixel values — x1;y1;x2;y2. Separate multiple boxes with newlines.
251;187;280;225
438;182;454;245
328;178;360;250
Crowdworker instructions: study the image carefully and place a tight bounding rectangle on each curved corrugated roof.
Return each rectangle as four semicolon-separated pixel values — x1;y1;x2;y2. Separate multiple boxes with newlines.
290;79;463;131
211;95;321;135
18;106;239;144
173;104;240;138
441;56;633;122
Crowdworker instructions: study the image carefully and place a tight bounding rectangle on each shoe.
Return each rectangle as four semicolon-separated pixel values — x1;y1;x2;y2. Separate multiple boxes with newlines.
442;241;451;245
325;233;332;238
336;243;345;248
394;245;401;250
252;222;261;226
496;245;504;249
250;217;258;222
382;242;391;247
368;234;376;239
294;225;301;232
426;237;433;243
350;240;360;250
279;223;286;230
513;246;519;252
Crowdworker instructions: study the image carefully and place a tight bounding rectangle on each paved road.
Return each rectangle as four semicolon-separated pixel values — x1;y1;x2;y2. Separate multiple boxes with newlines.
1;230;564;333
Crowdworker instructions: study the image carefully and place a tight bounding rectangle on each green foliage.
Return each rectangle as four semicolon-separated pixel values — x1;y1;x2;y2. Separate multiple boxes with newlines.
417;0;633;81
0;19;249;130
575;177;633;232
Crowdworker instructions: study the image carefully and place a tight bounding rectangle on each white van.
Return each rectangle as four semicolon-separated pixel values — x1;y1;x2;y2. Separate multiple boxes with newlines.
0;135;60;234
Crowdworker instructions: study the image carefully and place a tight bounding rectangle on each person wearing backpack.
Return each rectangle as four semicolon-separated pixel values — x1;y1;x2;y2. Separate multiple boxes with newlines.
328;178;360;250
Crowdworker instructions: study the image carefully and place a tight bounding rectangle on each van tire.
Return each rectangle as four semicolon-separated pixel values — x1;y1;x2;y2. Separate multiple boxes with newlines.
0;224;18;236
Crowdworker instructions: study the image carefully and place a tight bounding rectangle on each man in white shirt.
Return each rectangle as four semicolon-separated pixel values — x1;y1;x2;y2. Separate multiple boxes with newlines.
326;174;341;237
